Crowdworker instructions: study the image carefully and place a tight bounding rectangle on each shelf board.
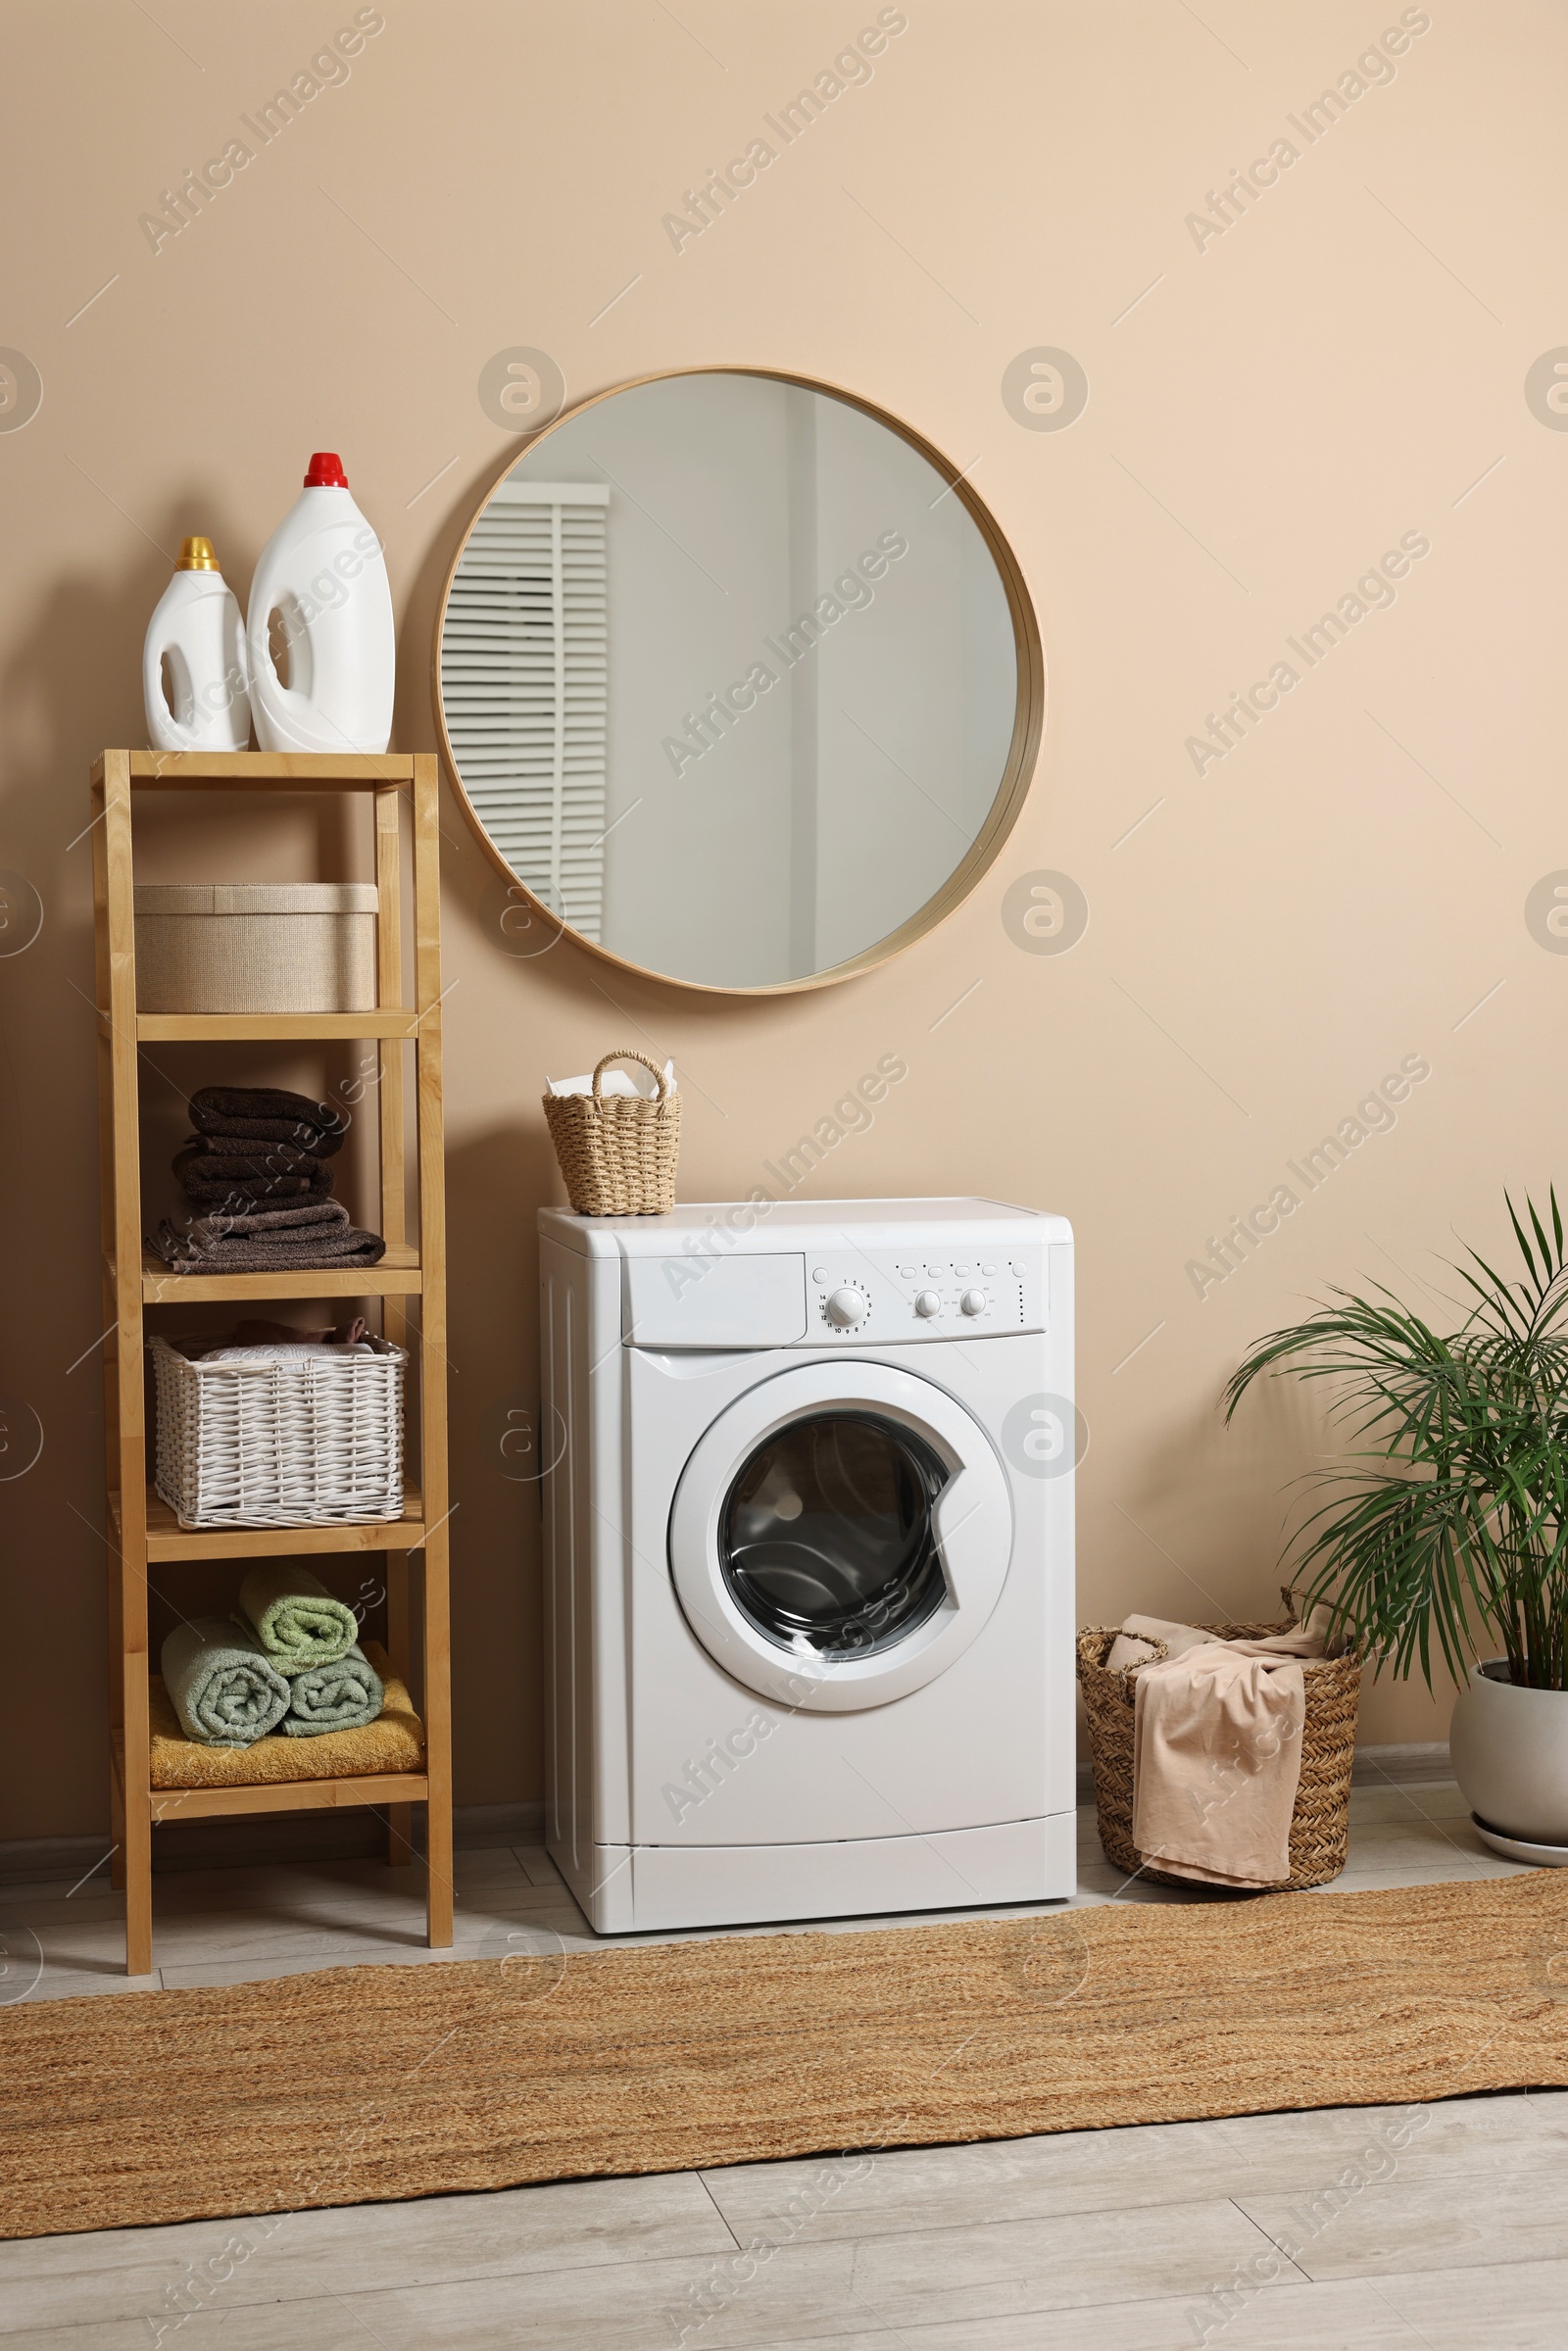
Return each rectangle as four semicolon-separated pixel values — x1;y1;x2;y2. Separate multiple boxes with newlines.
113;1486;426;1562
128;1010;424;1042
137;1246;420;1302
101;752;416;792
148;1772;430;1822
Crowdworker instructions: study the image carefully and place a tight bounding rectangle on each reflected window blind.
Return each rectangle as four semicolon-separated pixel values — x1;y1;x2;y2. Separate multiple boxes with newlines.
441;480;611;939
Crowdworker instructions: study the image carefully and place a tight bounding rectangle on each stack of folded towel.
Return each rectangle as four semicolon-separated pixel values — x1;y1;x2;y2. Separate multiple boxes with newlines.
161;1564;385;1746
149;1085;386;1274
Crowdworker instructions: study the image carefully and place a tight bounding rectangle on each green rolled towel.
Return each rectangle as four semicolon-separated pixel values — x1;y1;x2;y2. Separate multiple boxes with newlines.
239;1563;359;1675
161;1617;290;1745
284;1643;385;1737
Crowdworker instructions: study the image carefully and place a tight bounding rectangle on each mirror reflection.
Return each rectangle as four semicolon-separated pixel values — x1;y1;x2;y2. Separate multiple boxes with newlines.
439;370;1026;990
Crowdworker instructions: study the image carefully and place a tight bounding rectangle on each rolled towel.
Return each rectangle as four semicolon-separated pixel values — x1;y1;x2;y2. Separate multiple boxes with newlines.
239;1562;359;1675
161;1617;290;1745
189;1086;347;1156
283;1642;385;1736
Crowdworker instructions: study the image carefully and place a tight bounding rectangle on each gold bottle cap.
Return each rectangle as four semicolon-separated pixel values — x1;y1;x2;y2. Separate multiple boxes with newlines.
175;535;220;571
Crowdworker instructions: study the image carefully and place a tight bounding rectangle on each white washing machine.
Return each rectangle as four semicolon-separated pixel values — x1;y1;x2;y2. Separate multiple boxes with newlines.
538;1198;1075;1933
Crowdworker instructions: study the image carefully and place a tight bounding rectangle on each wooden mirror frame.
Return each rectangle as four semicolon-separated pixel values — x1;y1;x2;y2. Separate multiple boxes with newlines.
432;365;1045;998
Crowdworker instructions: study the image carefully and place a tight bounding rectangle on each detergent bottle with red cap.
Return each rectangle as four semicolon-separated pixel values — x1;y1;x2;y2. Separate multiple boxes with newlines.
246;453;395;754
142;536;251;753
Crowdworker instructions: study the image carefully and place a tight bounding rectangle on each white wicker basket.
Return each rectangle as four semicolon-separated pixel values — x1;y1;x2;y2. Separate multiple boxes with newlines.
150;1335;406;1529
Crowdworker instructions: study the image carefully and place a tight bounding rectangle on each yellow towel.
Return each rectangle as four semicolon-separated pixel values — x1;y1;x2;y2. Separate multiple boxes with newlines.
149;1641;423;1788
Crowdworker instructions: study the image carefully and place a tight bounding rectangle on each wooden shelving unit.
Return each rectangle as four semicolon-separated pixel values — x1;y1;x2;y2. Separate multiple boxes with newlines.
91;750;452;1974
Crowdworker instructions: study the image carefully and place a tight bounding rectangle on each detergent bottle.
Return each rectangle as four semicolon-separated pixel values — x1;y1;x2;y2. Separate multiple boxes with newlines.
246;453;395;754
142;537;251;753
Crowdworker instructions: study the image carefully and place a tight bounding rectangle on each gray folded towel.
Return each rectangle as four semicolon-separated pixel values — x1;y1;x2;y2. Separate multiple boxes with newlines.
161;1618;290;1745
283;1643;385;1736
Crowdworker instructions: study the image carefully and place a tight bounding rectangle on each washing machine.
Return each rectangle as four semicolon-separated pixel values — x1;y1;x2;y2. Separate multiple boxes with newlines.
538;1197;1075;1933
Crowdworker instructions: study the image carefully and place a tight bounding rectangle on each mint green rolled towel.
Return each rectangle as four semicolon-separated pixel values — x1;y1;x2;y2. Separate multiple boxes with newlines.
161;1617;290;1745
238;1563;358;1675
284;1643;384;1737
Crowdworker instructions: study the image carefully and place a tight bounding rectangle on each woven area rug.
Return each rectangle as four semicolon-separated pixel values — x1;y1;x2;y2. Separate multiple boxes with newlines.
4;1871;1567;2239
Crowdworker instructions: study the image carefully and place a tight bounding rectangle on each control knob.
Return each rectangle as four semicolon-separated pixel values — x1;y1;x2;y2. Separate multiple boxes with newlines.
824;1286;869;1328
913;1290;943;1319
959;1288;988;1317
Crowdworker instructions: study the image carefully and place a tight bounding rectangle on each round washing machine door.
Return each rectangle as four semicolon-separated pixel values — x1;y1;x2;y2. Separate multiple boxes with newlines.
668;1360;1013;1712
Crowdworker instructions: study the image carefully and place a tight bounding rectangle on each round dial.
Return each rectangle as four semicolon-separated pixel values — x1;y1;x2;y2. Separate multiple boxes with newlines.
914;1291;943;1318
959;1288;988;1317
824;1286;869;1328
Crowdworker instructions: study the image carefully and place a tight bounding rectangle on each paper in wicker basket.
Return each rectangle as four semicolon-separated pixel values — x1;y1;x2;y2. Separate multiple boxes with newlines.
543;1049;681;1216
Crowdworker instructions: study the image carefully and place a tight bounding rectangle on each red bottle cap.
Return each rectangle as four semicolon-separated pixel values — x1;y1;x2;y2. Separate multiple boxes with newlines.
303;452;349;488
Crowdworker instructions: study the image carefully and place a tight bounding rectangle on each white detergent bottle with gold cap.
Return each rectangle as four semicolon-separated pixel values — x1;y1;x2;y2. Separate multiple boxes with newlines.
142;536;252;753
246;452;395;755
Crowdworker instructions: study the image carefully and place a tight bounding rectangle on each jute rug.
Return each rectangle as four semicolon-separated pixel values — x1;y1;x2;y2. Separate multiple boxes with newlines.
4;1871;1567;2239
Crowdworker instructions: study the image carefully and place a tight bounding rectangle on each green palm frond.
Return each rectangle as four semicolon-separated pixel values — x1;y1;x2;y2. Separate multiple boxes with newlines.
1226;1189;1568;1690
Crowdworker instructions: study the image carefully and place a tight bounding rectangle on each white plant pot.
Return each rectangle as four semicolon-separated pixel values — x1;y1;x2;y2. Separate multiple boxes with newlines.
1449;1661;1568;1844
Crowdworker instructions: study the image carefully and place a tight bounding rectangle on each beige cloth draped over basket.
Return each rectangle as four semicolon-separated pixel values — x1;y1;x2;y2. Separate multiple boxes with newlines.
1076;1592;1362;1890
544;1051;681;1216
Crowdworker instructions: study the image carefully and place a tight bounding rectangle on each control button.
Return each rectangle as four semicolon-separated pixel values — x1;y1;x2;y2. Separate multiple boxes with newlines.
981;1263;997;1276
897;1263;917;1278
914;1290;943;1318
955;1263;972;1277
811;1267;831;1285
824;1286;869;1328
959;1288;988;1317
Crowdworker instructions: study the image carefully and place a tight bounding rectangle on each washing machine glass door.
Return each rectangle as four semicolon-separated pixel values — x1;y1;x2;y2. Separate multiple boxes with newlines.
669;1361;1013;1712
721;1410;948;1661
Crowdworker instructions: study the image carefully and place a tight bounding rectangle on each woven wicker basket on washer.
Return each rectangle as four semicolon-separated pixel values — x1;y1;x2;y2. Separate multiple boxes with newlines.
1076;1592;1362;1890
543;1050;681;1216
150;1335;406;1530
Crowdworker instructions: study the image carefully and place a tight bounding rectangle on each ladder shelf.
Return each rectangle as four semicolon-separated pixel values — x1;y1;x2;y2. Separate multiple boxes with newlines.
91;750;452;1975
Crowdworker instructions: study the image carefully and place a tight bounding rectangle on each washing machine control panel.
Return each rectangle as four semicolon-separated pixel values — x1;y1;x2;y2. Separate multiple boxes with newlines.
807;1249;1047;1340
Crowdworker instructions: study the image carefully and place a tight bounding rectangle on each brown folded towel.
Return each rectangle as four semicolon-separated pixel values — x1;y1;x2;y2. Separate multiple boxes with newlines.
149;1218;386;1273
173;1199;352;1238
189;1086;347;1157
174;1153;336;1206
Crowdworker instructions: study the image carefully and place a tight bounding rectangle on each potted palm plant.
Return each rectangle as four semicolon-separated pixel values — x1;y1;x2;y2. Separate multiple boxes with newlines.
1225;1192;1568;1854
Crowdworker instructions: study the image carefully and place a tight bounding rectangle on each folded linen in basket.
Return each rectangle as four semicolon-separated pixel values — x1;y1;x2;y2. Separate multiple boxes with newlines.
239;1562;360;1675
283;1642;385;1736
161;1617;291;1745
188;1085;347;1156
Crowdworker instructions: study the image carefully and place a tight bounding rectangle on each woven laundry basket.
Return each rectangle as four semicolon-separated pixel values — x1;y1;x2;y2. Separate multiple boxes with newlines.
1076;1592;1362;1890
543;1050;681;1216
134;884;377;1013
150;1334;405;1529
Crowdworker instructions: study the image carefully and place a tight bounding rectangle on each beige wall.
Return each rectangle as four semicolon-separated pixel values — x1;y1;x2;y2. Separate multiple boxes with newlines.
1;0;1558;1838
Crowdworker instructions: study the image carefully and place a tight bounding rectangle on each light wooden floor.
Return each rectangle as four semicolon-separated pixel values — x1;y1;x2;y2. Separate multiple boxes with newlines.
3;1778;1563;2350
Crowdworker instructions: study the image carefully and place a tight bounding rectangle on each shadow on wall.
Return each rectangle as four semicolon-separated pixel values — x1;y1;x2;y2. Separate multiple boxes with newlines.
0;502;250;1836
440;1121;564;1798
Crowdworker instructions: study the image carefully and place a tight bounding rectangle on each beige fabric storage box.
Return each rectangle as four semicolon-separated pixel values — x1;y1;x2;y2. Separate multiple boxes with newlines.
133;884;377;1013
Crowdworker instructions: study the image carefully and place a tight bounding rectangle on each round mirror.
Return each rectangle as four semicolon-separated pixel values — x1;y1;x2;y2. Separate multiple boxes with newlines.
436;367;1042;994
